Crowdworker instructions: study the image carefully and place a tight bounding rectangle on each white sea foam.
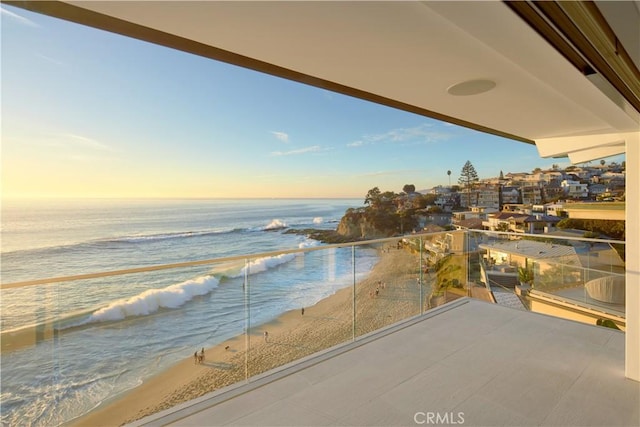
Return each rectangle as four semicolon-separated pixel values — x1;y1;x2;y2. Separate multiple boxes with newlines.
298;239;320;249
108;229;235;244
86;275;220;322
313;217;323;224
231;253;295;278
264;219;287;230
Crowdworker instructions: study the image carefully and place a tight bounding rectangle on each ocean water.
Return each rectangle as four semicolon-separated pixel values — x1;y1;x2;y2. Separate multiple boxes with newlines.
0;198;375;426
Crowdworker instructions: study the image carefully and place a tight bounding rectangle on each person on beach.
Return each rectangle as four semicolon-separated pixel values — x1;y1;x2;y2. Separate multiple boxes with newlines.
301;307;305;315
264;331;269;342
194;351;198;364
200;348;205;362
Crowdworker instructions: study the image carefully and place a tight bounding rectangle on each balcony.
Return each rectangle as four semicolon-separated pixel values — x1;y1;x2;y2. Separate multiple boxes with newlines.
1;231;636;426
133;299;639;427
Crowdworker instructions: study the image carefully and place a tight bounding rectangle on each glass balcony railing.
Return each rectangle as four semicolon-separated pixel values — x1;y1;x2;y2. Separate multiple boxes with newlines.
0;231;626;426
468;229;626;328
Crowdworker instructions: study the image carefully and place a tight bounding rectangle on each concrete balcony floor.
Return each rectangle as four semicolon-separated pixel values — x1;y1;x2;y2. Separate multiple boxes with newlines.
132;299;639;427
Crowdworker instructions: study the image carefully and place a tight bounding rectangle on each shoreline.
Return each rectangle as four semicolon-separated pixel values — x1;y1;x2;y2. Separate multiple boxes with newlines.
73;244;427;427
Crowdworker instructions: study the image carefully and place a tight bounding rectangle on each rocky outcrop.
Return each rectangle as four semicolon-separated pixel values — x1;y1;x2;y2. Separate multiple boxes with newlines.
287;206;400;243
336;210;390;240
283;228;361;244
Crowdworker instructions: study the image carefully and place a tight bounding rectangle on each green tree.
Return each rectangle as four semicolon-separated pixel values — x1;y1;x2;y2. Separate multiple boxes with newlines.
364;187;381;206
556;218;625;240
416;193;437;209
379;190;397;208
402;184;416;194
458;160;479;207
496;222;509;232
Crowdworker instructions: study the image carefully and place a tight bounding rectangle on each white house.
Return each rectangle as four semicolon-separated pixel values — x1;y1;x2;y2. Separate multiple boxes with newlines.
561;179;589;198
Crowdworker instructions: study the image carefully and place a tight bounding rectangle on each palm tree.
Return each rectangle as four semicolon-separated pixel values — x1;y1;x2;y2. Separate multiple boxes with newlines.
447;170;451;187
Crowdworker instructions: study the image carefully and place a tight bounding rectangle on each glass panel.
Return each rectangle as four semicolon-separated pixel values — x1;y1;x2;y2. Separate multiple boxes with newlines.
354;238;422;339
473;230;626;329
246;245;357;378
531;241;625;329
1;264;247;425
423;231;470;309
0;232;627;425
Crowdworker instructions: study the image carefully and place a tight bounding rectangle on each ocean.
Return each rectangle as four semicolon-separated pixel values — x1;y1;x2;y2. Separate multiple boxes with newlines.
0;198;375;426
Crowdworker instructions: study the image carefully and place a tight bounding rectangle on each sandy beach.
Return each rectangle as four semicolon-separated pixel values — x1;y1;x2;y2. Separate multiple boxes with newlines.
73;243;429;426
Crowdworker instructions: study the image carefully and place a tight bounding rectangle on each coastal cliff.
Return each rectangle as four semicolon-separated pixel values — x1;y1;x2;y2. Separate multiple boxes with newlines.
288;187;422;243
285;207;397;243
336;208;390;239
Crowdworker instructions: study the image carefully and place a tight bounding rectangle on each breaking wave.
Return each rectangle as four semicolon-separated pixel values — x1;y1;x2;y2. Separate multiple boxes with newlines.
83;242;311;324
84;275;221;323
264;219;287;230
231;253;294;278
102;228;239;244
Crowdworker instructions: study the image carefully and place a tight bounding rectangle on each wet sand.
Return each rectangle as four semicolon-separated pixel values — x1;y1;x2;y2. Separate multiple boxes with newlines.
73;244;427;426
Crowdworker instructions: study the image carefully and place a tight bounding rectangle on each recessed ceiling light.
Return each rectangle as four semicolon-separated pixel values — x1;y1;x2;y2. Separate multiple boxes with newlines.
447;79;496;96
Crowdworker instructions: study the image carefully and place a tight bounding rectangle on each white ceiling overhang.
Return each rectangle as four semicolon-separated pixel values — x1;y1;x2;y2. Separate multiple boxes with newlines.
536;131;635;164
7;1;640;162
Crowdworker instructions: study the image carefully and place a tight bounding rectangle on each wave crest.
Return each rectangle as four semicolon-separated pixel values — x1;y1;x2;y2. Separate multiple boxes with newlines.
298;239;320;249
230;253;296;278
104;229;237;244
264;219;287;230
86;275;220;323
83;249;303;324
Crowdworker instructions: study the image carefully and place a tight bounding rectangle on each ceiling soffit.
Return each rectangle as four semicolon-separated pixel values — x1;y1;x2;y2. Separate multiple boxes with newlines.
507;0;640;117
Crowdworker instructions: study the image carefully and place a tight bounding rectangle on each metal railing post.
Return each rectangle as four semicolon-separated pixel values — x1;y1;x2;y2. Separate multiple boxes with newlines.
419;237;423;315
244;258;250;381
352;245;356;341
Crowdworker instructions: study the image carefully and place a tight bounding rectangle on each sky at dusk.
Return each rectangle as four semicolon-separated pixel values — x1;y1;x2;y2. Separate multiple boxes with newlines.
1;4;624;200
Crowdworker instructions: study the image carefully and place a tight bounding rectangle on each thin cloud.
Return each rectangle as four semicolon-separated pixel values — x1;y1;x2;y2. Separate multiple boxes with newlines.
357;170;399;178
351;123;454;147
253;173;284;179
13;132;114;152
1;6;39;27
355;168;424;178
9;132;119;164
270;145;322;156
36;53;65;66
271;131;290;143
321;90;334;100
59;133;113;151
